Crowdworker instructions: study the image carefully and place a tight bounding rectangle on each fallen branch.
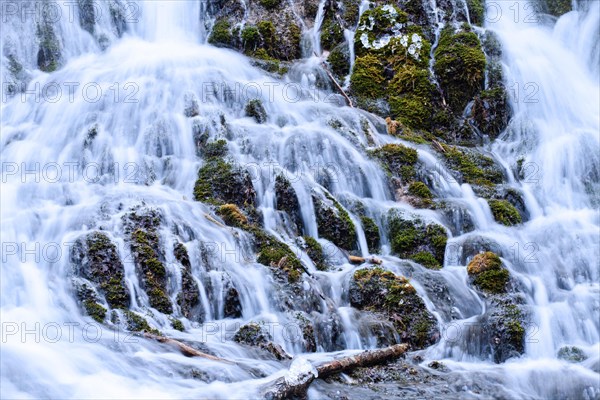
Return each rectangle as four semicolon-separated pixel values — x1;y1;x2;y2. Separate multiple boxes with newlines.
263;343;408;399
349;255;383;265
143;332;234;364
316;52;354;108
432;140;446;153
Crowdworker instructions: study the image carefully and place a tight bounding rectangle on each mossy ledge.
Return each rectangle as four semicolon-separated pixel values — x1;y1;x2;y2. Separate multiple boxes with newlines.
467;251;509;294
349;267;438;349
388;211;448;269
313;193;358;252
123;209;173;314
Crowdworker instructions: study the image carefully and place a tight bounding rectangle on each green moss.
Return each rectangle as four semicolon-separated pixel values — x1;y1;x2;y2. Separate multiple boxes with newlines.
83;300;106;323
328;45;350;79
408;181;433;199
467;0;484;25
442;145;503;186
245;99;267;123
203;139;228;159
467;252;509;293
303;236;327;271
171;318;185;332
411;251;440;269
255;236;303;283
342;0;360;26
208;19;233;48
259;0;282;9
320;13;344;51
216;204;249;228
350;54;386;101
129;224;172;315
388;212;447;268
488;199;522;226
389;65;435;130
360;216;380;253
123;310;160;334
368;143;418;182
257;20;276;54
544;0;572;17
354;5;408;55
241;25;260;52
193;158;254;207
434;27;486;113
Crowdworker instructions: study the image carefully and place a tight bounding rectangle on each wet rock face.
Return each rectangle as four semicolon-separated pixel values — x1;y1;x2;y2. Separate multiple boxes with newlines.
274;175;304;234
194;158;256;207
123;209;173;314
466;252;527;363
484;296;527;363
349;267;439;349
71;232;130;310
173;243;202;321
313;194;357;252
234;323;290;360
471;87;510;139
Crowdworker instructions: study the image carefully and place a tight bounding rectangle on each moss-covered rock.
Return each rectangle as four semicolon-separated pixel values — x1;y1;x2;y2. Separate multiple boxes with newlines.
202;139;228;159
313;194;357;251
467;252;509;294
557;346;587;363
388;211;447;269
173;242;201;321
83;299;107;323
259;0;282;10
350;54;386;103
471;87;510;138
487;199;522;226
123;210;172;314
368;143;418;182
467;0;484;25
194;158;256;207
244;98;267;123
328;44;351;80
36;22;62;72
123;310;160;334
320;12;345;51
302;236;327;271
234;322;290;359
360;216;380;253
171;318;185;331
441;145;504;187
408;181;433;200
216;204;249;229
208;18;234;48
486;298;526;363
349;267;438;348
434;26;486;113
71;232;131;309
389;64;435;130
543;0;572;17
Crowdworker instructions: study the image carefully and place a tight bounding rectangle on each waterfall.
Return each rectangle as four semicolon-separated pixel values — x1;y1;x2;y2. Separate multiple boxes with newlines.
1;0;599;398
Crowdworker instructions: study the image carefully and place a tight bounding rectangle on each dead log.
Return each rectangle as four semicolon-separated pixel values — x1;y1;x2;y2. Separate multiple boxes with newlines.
348;255;383;265
143;332;234;364
263;343;408;399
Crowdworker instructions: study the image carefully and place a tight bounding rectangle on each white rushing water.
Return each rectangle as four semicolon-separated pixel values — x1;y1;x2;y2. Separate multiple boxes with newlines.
1;0;599;399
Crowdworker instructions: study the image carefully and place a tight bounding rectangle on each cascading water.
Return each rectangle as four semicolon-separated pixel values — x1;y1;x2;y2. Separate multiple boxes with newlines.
1;1;598;399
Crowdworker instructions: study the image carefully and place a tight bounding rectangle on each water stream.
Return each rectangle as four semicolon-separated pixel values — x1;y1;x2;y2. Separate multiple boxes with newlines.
1;0;598;398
